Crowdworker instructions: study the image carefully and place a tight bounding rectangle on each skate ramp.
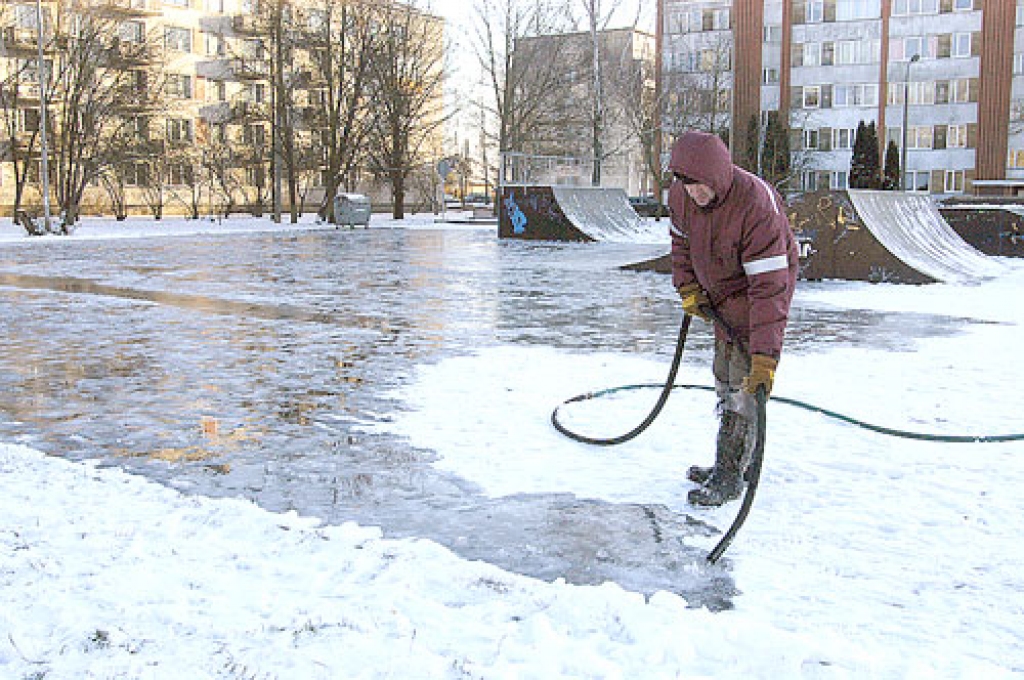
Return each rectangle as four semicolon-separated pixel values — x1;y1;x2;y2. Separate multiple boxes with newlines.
786;190;1004;284
500;186;666;244
848;190;1004;283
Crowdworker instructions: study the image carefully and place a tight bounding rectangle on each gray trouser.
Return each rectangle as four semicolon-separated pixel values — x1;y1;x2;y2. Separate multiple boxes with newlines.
712;337;756;468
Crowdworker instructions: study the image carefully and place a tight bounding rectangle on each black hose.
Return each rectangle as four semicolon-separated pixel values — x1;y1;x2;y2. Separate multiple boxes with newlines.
549;313;692;446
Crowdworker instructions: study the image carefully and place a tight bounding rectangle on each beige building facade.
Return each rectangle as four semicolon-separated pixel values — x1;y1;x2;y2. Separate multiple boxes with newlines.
0;0;446;220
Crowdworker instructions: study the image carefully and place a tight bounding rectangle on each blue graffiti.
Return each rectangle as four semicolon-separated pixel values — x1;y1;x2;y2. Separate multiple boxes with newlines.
504;195;527;234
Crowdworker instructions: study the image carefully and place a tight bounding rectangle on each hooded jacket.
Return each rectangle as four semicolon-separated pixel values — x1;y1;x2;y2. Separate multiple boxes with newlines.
667;131;799;359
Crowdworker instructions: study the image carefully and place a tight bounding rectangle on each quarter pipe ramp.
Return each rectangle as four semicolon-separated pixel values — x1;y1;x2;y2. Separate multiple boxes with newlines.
499;186;666;244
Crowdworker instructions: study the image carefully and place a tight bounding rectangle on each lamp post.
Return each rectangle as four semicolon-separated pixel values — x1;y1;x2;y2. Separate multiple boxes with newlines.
900;53;920;191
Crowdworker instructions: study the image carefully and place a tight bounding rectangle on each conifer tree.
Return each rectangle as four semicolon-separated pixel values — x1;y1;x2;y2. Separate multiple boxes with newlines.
850;121;870;188
865;122;882;188
883;140;901;190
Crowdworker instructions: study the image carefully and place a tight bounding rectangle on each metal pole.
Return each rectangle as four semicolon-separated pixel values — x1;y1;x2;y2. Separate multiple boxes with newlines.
35;0;52;232
899;53;920;191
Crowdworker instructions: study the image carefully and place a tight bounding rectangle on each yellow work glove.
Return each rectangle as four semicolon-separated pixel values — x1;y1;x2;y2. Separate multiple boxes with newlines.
743;354;778;396
677;282;710;321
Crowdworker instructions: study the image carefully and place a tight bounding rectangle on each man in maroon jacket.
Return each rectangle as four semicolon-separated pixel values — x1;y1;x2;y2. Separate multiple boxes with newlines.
667;131;799;506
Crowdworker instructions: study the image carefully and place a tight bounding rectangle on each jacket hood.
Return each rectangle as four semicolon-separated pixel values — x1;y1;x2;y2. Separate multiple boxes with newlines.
669;131;735;202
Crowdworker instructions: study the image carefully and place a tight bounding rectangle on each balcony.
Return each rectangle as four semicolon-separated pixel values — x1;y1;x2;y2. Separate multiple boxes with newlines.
231;100;269;120
232;14;263;36
199;102;233;123
102;40;151;68
231;58;270;81
1;27;44;55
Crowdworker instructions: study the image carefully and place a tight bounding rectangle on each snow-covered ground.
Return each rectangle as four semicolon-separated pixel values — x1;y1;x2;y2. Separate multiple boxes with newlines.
2;215;1023;678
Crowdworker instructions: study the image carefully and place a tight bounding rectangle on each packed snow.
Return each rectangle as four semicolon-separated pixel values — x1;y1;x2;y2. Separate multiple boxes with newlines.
1;214;1022;678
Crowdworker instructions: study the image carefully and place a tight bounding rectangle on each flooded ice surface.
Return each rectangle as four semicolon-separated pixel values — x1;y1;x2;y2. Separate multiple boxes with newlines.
0;227;976;608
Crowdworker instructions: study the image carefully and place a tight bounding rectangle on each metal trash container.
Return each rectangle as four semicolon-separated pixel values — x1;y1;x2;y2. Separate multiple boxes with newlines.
333;193;371;227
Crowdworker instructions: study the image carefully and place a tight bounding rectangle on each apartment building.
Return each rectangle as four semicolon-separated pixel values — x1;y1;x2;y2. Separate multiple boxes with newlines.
510;28;657;196
662;0;1024;195
0;0;445;219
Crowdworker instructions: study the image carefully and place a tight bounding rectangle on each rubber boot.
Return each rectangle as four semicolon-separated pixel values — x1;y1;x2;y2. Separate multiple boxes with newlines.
686;464;714;485
687;412;751;507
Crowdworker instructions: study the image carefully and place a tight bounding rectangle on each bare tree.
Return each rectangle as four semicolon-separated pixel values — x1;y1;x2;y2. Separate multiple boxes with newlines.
303;0;377;221
365;2;449;219
469;0;571;190
607;34;663;201
663;32;733;143
44;0;163;231
577;0;618;185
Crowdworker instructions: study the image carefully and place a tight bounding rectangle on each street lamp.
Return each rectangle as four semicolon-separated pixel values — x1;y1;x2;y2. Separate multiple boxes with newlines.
900;53;920;191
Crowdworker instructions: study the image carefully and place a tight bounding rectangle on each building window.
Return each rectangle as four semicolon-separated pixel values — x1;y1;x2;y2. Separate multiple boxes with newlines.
803;43;822;66
165;0;190;7
166;118;193;144
804;129;820;149
166;74;192;99
764;25;782;42
834;83;878;107
244;124;266;147
892;0;938;15
908;81;934;105
1015;53;1024;76
1017;2;1024;26
833;127;856;149
124;162;150;187
909;126;933;149
712;8;730;30
952;33;972;58
164;26;192;52
836;39;879;65
763;68;779;84
13;4;40;28
803;85;821;108
802;171;819;191
119;21;145;43
831;171;849;189
837;0;880;20
905;170;929;192
246;166;266;188
205;33;225;56
944;170;965;193
1010;150;1024;168
806;0;824;22
950;78;971;103
946;124;968;148
167;163;193;186
953;0;972;9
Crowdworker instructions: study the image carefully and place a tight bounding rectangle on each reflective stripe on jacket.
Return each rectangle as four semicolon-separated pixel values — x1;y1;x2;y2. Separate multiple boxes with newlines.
667;131;799;359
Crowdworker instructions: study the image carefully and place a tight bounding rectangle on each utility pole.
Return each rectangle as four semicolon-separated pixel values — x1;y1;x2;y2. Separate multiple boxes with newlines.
35;0;52;232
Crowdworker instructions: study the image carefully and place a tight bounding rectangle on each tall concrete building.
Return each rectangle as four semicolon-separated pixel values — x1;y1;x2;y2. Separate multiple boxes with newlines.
662;0;1024;195
511;27;657;196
